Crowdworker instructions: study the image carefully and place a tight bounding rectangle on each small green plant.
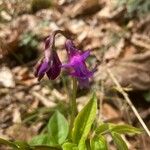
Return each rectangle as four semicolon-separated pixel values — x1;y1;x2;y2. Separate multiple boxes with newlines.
0;30;142;150
12;32;39;64
0;94;142;150
20;32;38;49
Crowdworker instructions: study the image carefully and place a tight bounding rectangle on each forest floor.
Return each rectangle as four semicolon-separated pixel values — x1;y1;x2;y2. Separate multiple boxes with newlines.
0;0;150;149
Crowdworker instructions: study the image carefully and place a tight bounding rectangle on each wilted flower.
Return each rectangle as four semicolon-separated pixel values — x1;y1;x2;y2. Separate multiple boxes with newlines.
35;36;61;81
62;40;96;88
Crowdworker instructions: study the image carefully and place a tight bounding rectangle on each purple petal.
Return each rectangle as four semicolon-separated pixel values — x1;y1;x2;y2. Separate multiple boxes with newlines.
44;48;51;62
65;40;79;57
64;39;96;88
37;61;50;80
34;60;43;77
69;54;83;66
81;50;91;60
46;51;61;80
70;62;94;78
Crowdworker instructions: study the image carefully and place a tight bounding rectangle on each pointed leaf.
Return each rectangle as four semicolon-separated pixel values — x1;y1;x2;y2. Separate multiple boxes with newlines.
111;124;142;134
72;93;97;149
14;141;31;150
95;123;109;135
48;111;69;145
29;134;49;146
90;135;108;150
62;142;78;150
111;132;128;150
32;145;60;150
0;138;19;149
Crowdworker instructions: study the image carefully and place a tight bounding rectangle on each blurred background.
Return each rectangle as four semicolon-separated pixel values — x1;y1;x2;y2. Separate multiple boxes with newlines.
0;0;150;149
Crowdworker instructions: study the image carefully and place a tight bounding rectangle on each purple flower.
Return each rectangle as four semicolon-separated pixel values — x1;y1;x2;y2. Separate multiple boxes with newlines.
62;40;96;88
35;36;61;81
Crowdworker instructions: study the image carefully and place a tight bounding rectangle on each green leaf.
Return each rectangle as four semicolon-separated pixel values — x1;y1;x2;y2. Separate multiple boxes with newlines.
110;124;142;134
29;134;62;148
95;123;109;135
0;138;33;150
62;142;78;150
111;132;128;150
90;135;108;150
14;141;31;150
72;93;97;149
29;134;49;146
30;134;60;149
0;138;19;149
48;111;69;145
31;145;60;150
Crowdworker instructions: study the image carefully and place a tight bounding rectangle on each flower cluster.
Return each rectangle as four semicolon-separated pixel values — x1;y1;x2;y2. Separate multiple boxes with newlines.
35;31;96;88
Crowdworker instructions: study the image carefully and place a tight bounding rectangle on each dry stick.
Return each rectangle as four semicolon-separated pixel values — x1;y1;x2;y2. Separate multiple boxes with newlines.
107;68;150;137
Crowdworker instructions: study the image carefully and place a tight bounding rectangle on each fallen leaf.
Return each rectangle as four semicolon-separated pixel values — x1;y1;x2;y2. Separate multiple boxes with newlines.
0;66;15;88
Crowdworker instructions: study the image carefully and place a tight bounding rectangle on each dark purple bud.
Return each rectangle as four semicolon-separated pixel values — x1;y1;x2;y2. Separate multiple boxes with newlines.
46;51;61;80
34;59;50;81
35;35;62;81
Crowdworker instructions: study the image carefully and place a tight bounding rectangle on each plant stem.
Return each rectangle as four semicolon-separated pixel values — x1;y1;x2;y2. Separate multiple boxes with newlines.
69;78;78;138
107;68;150;137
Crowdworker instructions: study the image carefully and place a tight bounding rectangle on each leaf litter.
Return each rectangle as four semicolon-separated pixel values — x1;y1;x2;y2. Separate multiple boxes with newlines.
0;0;150;149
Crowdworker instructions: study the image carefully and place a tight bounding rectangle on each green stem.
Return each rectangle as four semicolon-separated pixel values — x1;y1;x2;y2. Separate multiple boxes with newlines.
69;78;78;138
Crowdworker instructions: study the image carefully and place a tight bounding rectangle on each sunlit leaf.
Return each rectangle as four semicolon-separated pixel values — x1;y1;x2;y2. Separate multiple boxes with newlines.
91;135;108;150
62;142;78;150
95;123;109;135
14;141;31;150
72;93;97;149
31;145;60;150
111;132;128;150
48;111;69;145
0;138;19;149
29;134;49;146
110;124;142;134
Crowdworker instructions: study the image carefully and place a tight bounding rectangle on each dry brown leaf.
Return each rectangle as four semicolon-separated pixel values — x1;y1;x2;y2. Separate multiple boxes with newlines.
98;4;125;20
6;124;37;141
32;91;56;107
102;103;120;121
121;45;137;59
68;0;101;17
95;51;150;90
131;33;150;50
12;108;21;123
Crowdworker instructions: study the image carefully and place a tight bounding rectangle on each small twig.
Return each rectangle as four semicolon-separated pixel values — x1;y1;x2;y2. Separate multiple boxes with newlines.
107;68;150;137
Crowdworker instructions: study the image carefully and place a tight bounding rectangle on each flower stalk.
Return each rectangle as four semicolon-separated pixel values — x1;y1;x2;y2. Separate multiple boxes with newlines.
69;77;78;138
34;29;96;137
